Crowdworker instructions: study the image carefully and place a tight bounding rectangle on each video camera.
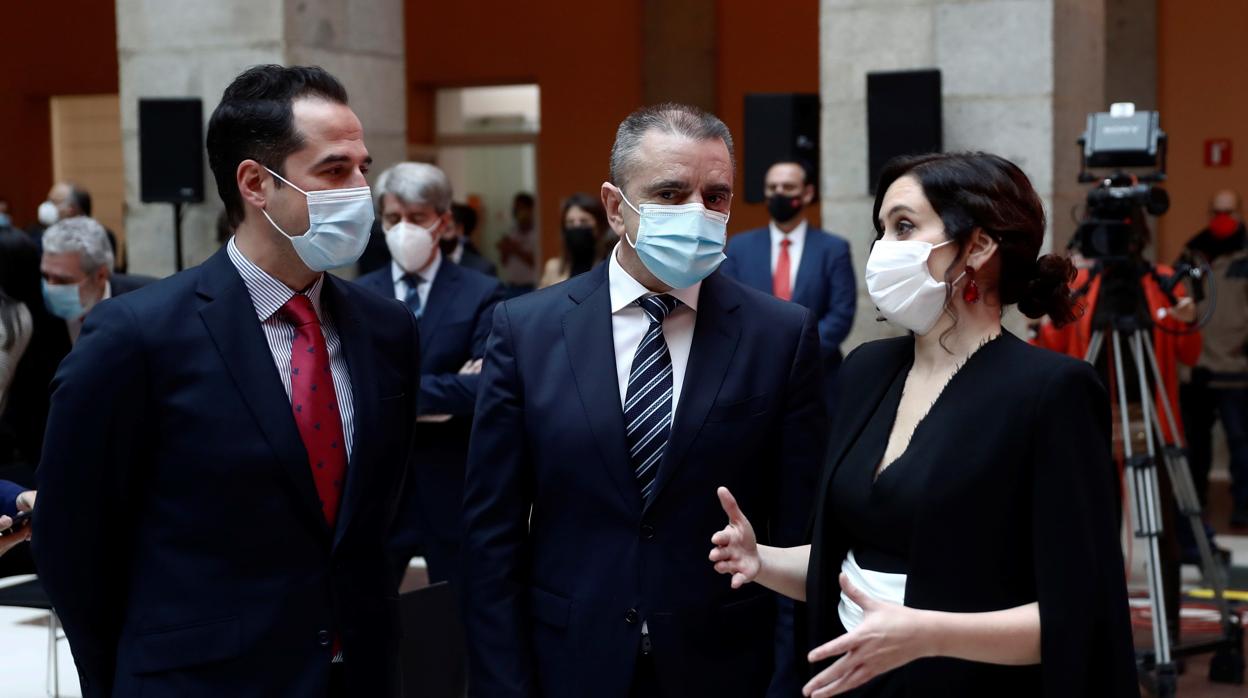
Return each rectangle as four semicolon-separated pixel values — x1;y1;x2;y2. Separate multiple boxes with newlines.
1070;103;1168;260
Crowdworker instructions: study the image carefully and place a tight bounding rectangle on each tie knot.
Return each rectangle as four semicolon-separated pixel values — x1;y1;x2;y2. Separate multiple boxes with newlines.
281;294;320;327
638;294;680;324
403;273;424;288
780;238;791;248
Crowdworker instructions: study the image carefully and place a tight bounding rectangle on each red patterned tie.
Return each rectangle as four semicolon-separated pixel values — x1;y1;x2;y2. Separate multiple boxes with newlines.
773;238;792;301
281;295;347;528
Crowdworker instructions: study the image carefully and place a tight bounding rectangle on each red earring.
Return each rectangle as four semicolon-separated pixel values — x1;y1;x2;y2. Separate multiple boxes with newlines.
962;267;980;304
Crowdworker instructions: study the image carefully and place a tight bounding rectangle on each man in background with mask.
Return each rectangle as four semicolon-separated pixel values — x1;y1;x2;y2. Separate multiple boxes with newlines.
1180;188;1248;528
34;65;419;698
40;216;151;345
448;202;498;277
461;103;827;697
28;182;124;272
355;161;503;587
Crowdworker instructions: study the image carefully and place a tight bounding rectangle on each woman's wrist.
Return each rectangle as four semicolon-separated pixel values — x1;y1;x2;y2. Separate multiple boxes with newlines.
913;608;946;659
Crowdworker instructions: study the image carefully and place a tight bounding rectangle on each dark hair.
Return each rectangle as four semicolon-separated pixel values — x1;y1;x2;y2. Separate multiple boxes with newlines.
67;185;92;216
769;158;814;188
872;152;1078;330
0;228;41;351
206;65;349;228
512;192;535;211
451;202;478;237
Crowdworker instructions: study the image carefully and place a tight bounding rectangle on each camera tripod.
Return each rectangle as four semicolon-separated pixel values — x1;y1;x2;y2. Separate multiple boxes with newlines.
1085;314;1244;696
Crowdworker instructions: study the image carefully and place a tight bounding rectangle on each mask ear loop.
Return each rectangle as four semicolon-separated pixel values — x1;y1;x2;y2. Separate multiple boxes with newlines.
612;185;642;249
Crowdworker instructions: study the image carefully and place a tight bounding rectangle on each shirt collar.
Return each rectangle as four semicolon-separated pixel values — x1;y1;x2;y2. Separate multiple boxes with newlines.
226;236;326;323
607;244;700;314
769;218;808;246
392;250;443;286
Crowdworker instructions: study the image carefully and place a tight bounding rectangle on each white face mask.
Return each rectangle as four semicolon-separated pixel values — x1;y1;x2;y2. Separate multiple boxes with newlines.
261;167;375;272
865;238;964;335
37;201;59;226
385;220;437;273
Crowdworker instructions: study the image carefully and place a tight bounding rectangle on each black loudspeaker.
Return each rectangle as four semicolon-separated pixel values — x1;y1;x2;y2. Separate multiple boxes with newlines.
743;93;820;203
867;70;942;194
139;98;205;203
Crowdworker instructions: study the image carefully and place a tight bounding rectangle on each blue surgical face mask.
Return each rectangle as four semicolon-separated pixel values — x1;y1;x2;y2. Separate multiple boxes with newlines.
616;187;729;289
261;167;375;272
42;279;85;320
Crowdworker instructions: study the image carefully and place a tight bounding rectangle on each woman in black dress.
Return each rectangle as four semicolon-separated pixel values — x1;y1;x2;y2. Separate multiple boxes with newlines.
709;152;1138;697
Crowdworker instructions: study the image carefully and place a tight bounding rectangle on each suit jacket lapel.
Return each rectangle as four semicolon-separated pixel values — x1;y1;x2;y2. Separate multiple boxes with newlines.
747;232;773;292
563;265;642;512
322;277;378;550
418;262;460;344
645;272;742;513
195;249;329;537
792;228;821;304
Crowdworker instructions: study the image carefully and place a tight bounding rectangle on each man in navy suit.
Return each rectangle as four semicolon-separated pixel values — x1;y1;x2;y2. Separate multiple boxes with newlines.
720;159;855;696
461;103;828;697
33;65;418;698
721;159;856;419
354;162;503;585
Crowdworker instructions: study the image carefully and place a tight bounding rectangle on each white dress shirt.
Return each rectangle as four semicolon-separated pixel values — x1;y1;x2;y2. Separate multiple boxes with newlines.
390;251;442;308
226;237;355;459
769;218;808;290
608;246;700;416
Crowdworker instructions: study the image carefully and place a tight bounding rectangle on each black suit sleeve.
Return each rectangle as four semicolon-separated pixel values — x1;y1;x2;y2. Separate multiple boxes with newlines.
772;308;829;546
32;300;149;697
416;281;504;416
1029;362;1139;696
817;242;856;355
460;302;536;697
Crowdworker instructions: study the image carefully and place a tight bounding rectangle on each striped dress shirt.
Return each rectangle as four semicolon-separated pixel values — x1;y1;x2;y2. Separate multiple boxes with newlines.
226;238;355;459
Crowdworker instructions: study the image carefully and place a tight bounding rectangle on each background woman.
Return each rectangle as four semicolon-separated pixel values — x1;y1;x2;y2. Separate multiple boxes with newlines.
710;152;1138;697
538;192;613;288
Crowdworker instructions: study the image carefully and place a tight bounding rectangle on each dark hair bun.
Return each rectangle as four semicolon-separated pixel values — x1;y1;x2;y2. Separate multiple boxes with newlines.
1017;253;1079;326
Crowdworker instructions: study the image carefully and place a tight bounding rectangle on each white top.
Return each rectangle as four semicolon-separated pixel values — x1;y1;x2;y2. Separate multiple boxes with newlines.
0;301;33;414
608;245;700;414
389;251;442;309
66;280;112;344
838;550;907;633
448;239;465;265
769;219;808;290
226;237;356;459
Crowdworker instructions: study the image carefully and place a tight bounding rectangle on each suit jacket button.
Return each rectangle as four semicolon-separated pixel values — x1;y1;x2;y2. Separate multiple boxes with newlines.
625;608;639;625
640;524;655;540
317;629;332;646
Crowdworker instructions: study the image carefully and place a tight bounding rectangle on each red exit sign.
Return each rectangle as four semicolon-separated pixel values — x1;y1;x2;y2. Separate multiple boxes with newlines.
1205;139;1233;168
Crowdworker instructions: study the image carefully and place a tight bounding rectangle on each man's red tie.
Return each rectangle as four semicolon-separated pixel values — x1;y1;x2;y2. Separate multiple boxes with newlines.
282;295;347;528
773;238;793;301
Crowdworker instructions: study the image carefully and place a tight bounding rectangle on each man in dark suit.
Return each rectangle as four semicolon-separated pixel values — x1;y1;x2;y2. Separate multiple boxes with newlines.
354;162;503;585
719;158;855;696
448;202;498;277
33;65;418;697
721;160;856;420
461;103;828;697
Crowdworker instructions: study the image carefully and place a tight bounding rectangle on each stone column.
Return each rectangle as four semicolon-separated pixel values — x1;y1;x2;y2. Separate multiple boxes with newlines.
116;0;406;277
819;0;1107;347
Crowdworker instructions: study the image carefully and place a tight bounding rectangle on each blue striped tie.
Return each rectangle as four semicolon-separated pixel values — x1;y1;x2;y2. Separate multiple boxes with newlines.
403;273;424;319
625;294;681;503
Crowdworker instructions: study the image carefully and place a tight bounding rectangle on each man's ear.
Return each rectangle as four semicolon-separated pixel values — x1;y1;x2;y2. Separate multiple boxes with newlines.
601;182;630;241
237;159;270;212
801;183;816;206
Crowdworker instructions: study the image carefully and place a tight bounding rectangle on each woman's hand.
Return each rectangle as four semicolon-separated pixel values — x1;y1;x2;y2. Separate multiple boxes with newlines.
802;573;934;697
708;487;760;589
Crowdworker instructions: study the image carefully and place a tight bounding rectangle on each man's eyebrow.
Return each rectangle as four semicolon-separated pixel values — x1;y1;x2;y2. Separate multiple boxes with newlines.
704;183;733;196
643;179;690;193
311;153;372;168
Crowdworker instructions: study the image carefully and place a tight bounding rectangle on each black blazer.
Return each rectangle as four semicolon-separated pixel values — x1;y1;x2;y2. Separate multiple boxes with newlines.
354;260;503;578
33;248;420;698
461;264;828;698
805;333;1139;696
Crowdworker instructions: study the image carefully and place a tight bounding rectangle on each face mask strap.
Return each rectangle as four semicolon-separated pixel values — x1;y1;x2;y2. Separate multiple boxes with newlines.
263;166;309;196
